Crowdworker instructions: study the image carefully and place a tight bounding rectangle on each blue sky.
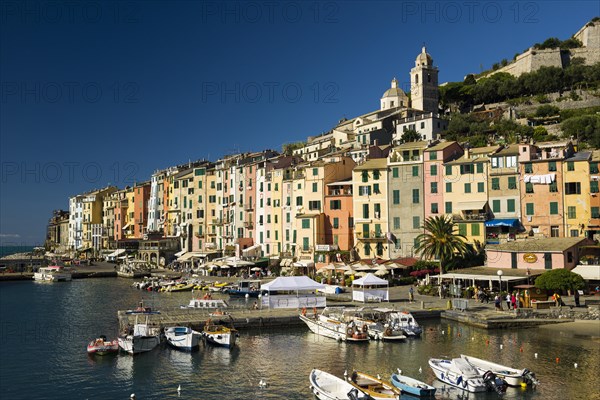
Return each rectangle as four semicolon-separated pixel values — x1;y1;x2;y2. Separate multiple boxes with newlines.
1;1;598;245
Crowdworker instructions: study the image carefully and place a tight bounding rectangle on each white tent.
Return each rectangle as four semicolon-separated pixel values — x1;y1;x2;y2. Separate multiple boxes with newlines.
571;265;600;281
260;276;326;309
352;273;389;302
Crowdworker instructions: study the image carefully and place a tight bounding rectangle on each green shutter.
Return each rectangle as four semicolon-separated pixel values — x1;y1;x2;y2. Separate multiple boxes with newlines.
445;202;452;214
492;200;500;213
458;223;467;236
476;163;483;173
550;202;558;215
471;223;480;236
526;203;534;215
507;199;515;212
445;182;452;193
477;182;484;192
430;165;437;176
445;165;452;175
392;167;399;178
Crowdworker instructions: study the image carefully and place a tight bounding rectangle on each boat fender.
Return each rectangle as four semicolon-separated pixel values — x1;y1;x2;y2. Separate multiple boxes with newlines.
362;324;368;333
347;327;354;336
456;376;462;386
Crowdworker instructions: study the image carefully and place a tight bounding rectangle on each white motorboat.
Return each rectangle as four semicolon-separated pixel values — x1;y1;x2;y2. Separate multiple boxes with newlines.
460;354;538;387
164;326;202;351
300;308;369;342
309;369;371;400
118;315;161;355
202;322;237;348
387;311;422;337
346;308;405;341
33;266;72;282
348;371;401;400
428;358;488;393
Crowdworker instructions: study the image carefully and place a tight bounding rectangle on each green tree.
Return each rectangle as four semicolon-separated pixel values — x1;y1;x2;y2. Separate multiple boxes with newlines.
535;105;560;117
535;269;585;292
282;141;305;156
399;129;422;144
415;216;469;272
561;115;600;148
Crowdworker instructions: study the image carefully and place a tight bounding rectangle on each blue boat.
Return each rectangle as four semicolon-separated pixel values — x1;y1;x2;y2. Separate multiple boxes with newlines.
391;371;436;397
225;279;263;298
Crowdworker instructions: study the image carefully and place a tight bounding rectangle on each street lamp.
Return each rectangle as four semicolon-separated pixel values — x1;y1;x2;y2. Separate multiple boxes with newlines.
497;270;503;293
526;268;531;285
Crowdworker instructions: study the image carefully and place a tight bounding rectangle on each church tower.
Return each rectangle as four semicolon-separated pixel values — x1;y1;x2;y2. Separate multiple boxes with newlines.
410;46;439;113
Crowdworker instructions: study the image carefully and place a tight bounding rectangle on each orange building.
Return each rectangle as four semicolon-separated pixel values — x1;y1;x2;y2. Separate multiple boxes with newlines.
323;179;354;254
133;182;151;239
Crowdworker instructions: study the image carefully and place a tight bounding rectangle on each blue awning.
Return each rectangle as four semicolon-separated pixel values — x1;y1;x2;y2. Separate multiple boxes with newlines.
485;219;520;228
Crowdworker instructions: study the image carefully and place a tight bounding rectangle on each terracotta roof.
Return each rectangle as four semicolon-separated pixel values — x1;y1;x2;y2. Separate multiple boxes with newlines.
487;237;590;252
354;158;388;170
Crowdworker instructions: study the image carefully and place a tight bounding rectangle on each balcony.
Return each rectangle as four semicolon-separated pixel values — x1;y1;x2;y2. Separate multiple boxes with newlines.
244;204;254;211
244;221;254;228
212;218;224;225
355;231;386;241
452;212;488;222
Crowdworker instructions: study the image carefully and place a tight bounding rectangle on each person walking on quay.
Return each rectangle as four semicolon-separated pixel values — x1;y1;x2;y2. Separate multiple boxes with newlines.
510;292;517;310
505;293;511;309
409;286;414;303
574;289;580;307
494;295;502;311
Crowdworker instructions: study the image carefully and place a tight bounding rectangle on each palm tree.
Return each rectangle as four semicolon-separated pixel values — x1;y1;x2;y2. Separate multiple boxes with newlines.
415;215;469;272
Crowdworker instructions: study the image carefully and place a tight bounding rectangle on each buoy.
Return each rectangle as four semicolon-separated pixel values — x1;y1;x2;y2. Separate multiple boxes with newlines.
520;382;527;389
397;368;402;375
442;330;445;335
259;379;267;387
377;374;381;380
177;384;181;393
419;367;422;374
574;363;578;368
534;353;538;359
500;344;503;350
520;346;523;353
556;357;560;363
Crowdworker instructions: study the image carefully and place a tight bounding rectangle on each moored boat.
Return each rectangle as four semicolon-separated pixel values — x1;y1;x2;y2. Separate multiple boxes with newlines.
225;279;263;297
87;335;119;355
182;293;228;310
202;321;237;348
348;371;401;399
118;315;161;355
460;354;538;387
164;326;202;351
299;308;369;342
388;311;422;337
428;358;487;393
309;369;371;400
33;265;72;282
390;370;436;397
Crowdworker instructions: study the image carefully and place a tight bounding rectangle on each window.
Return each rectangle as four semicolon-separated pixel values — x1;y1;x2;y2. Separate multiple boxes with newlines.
445;182;452;193
330;200;341;210
464;183;471;193
548;161;556;172
445;202;452;214
492;200;500;213
312;182;317;192
412;166;419;177
551;226;560;237
431;203;439;214
362;204;369;219
508;177;517;190
472;223;480;236
525;183;534;193
392;190;400;204
412;189;419;204
524;163;533;173
286;213;290;223
460;164;474;174
303;238;309;251
593;207;600;219
526;203;534;215
507;199;515;212
373;170;380;180
413;216;420;229
430;182;438;194
308;201;321;211
392;167;399;178
362;223;369;238
373;183;380;194
333;217;339;229
491;178;500;190
564;182;581;195
476;163;483;173
430;165;437;176
591;162;599;174
567;206;576;219
445;165;452;175
302;219;310;229
430;152;437;160
312;168;318;176
393;217;400;230
477;182;484;193
374;203;381;215
374;224;382;237
549;181;558;192
458;223;467;236
567;161;574;171
591;181;599;193
359;186;371;196
296;196;303;206
550;202;558;215
364;244;371;256
361;170;368;182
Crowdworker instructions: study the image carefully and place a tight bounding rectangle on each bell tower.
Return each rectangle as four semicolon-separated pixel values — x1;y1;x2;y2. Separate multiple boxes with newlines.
410;46;439;113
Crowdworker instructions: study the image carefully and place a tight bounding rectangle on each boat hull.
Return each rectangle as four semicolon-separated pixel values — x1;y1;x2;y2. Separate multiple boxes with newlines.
118;335;160;354
87;339;119;355
203;326;236;348
165;327;201;351
300;314;347;342
391;373;436;397
349;371;401;399
309;369;369;400
428;359;487;393
460;355;527;387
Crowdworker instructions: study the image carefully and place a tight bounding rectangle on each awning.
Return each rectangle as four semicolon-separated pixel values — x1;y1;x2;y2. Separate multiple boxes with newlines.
107;249;126;257
177;252;205;262
122;223;131;230
242;244;262;256
455;201;487;211
174;250;186;257
485;219;521;228
571;265;600;280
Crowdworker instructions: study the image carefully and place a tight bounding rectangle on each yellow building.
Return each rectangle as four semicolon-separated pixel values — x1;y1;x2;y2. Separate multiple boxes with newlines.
443;146;500;244
81;186;117;252
563;152;592;237
353;158;389;259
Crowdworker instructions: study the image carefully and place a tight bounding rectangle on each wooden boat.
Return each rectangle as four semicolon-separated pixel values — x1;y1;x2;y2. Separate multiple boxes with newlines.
460;354;538;387
300;308;369;342
226;279;263;297
164;326;202;351
166;282;195;292
309;369;371;400
87;335;119;355
202;321;237;348
391;371;436;397
428;358;487;393
348;371;401;399
34;265;72;282
118;315;161;355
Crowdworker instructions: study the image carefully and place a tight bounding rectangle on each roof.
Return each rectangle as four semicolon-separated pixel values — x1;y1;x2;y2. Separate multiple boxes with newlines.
261;276;325;291
565;151;592;162
352;273;389;286
392;141;429;150
381;87;408;99
470;145;501;155
487;237;589;252
425;141;458;152
571;265;600;280
536;140;570;149
494;144;520;156
354;158;388;171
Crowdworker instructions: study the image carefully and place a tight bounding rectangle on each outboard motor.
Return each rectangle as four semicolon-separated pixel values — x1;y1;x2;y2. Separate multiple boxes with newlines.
523;369;540;386
483;371;506;395
347;388;373;400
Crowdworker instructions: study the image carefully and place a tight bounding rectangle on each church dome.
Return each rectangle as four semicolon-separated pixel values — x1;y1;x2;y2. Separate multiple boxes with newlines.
381;78;407;99
416;46;433;66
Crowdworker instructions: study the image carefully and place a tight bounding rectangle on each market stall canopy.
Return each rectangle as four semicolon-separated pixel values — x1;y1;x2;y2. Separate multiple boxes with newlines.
571;265;600;280
352;273;389;286
107;249;127;257
174;250;186;258
261;276;325;292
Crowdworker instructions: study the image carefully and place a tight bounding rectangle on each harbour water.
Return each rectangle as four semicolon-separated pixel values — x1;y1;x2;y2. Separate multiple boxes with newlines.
1;278;599;399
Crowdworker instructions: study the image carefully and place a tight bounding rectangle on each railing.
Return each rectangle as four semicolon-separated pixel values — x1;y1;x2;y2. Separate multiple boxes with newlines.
453;213;488;221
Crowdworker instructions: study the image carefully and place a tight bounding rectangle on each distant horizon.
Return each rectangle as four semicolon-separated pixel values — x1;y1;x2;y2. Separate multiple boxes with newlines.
1;1;597;243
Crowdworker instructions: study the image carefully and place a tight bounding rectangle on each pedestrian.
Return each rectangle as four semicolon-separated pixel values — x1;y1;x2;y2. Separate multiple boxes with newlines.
494;295;502;311
553;292;562;307
511;292;517;310
505;293;511;309
409;286;414;303
574;289;580;307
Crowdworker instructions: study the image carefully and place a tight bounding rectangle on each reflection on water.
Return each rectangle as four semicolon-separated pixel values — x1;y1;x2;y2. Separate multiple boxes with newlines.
1;279;599;399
